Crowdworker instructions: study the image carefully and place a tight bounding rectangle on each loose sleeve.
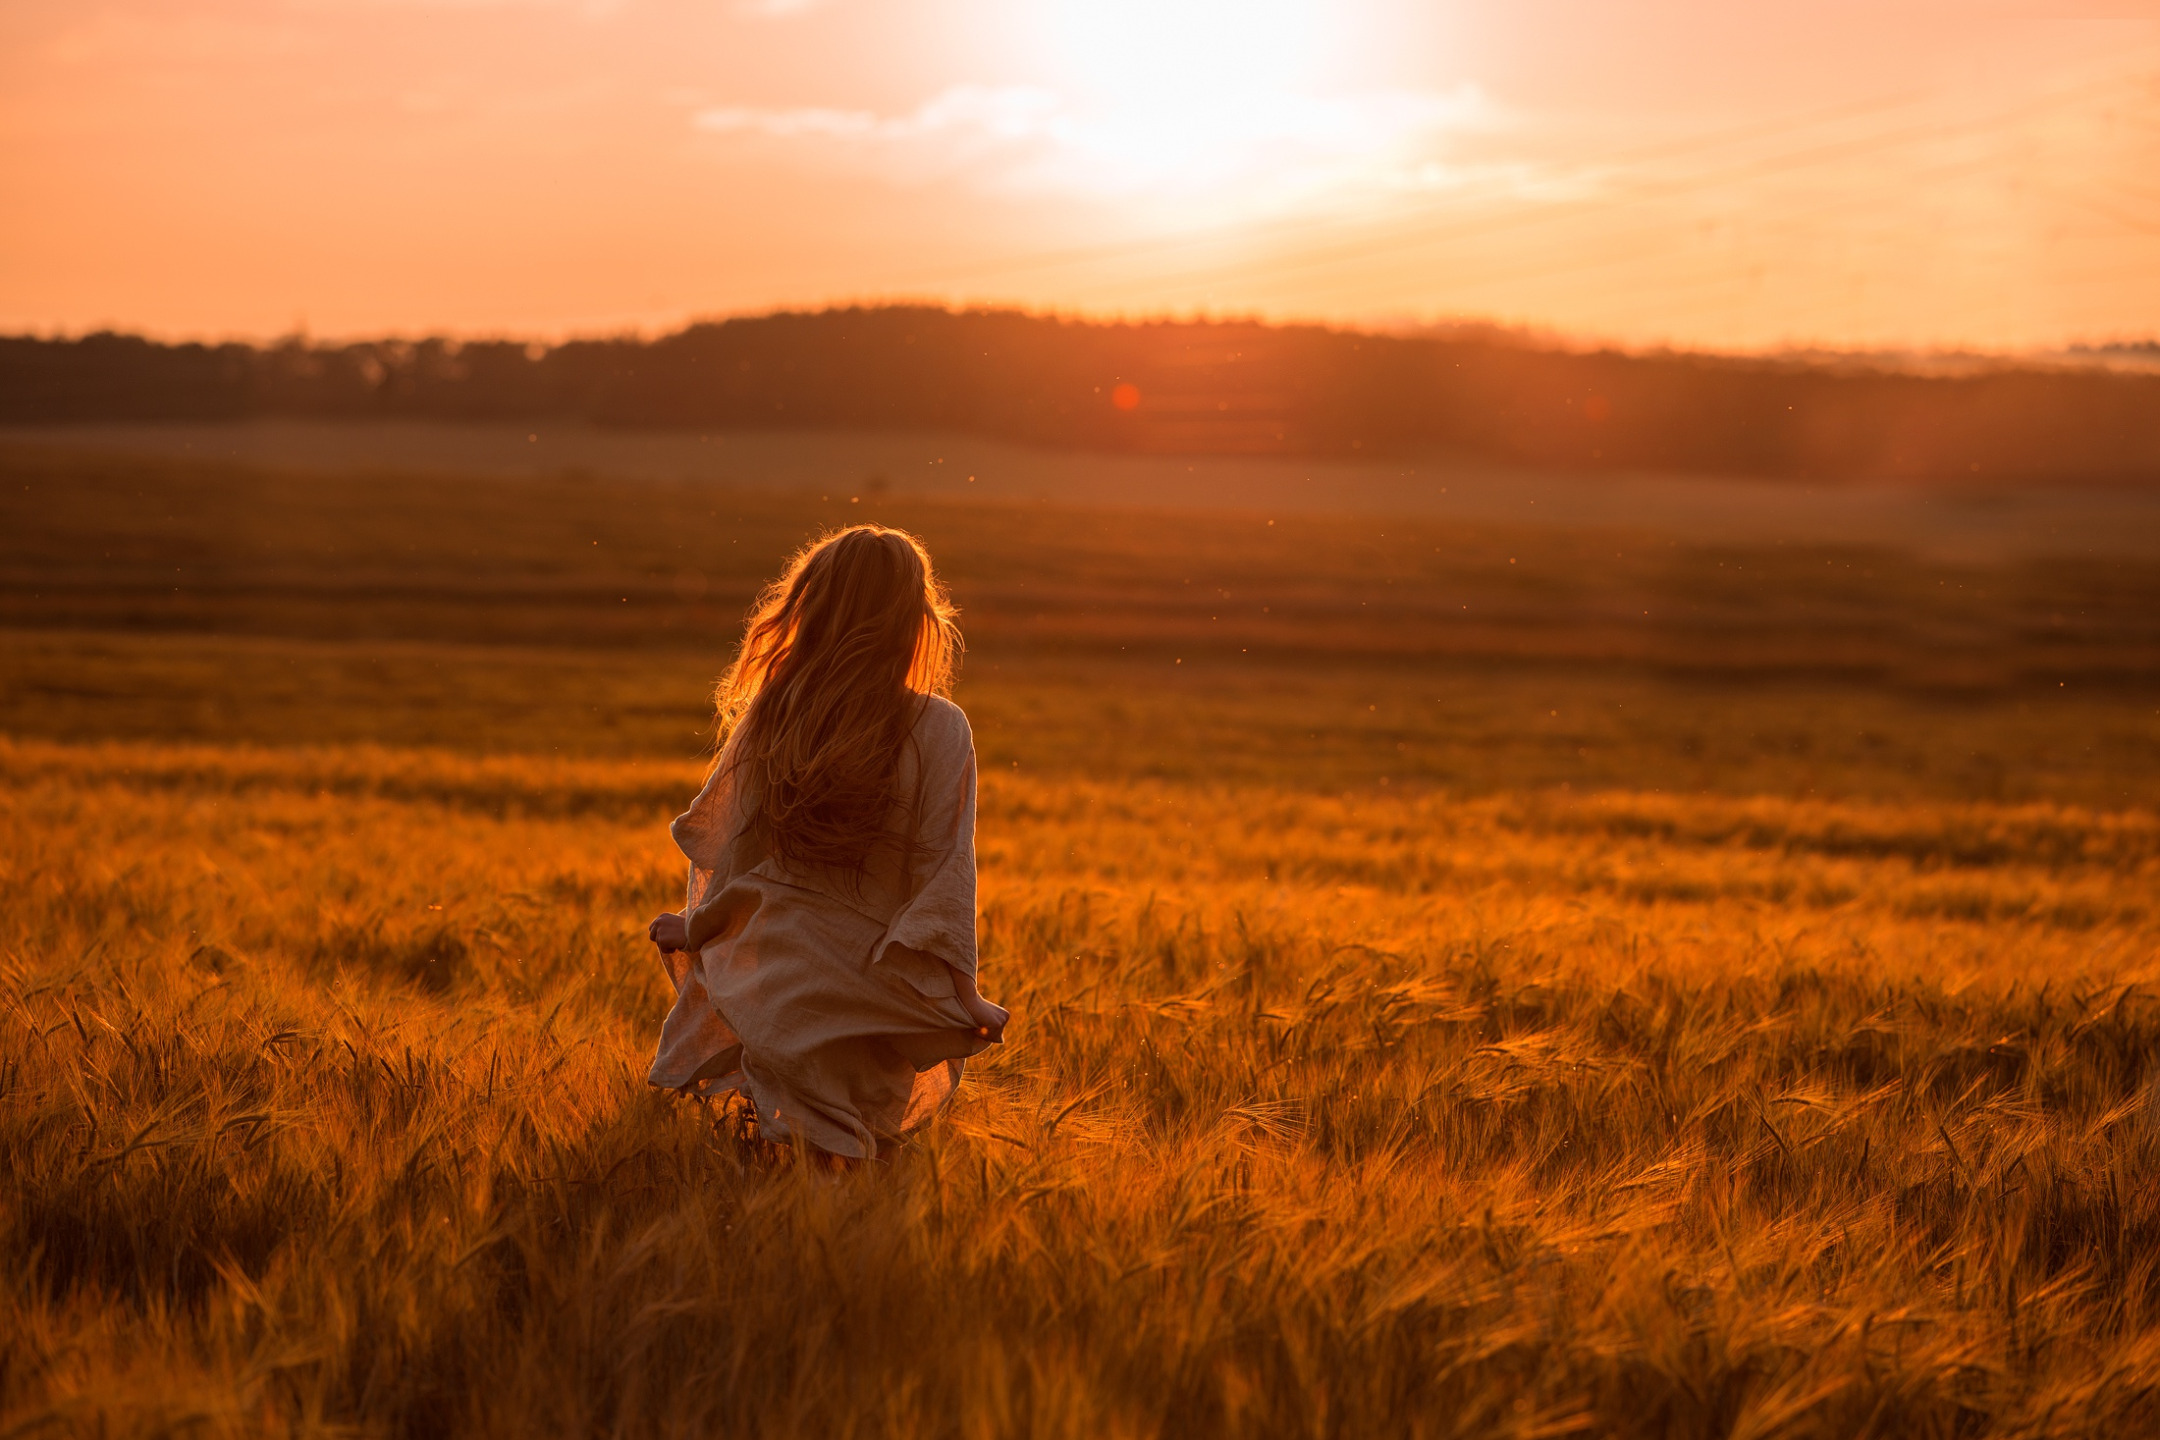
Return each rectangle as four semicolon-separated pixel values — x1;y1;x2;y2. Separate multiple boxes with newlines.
672;742;766;952
872;700;980;983
649;748;752;1090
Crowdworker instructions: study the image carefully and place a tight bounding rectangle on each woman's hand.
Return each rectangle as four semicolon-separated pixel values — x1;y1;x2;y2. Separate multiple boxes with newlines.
947;962;1010;1042
648;912;688;953
958;990;1010;1043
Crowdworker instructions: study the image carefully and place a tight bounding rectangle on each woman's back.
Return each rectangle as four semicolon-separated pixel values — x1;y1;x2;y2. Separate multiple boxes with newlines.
643;530;1002;1161
677;694;976;935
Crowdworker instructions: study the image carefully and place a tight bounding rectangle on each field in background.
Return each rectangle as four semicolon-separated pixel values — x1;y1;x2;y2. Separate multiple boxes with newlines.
17;418;2160;559
13;310;2160;484
3;439;2158;1435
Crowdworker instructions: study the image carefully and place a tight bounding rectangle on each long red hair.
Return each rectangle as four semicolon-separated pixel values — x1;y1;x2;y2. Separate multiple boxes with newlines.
715;525;961;873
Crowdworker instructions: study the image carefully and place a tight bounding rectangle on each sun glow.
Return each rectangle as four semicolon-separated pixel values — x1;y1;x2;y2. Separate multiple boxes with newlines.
691;1;1477;223
1041;0;1333;102
1015;0;1440;204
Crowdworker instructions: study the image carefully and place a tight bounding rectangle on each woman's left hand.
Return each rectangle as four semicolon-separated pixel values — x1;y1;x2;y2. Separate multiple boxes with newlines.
648;912;689;952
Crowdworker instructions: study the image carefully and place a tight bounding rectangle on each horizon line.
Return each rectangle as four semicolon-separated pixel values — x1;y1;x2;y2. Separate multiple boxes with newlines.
8;300;2159;374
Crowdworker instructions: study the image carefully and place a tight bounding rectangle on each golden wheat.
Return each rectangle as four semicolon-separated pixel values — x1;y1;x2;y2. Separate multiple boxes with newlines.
4;734;2156;1437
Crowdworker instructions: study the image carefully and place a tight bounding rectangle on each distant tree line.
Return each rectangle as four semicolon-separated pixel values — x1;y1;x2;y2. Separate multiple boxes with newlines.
4;307;2156;483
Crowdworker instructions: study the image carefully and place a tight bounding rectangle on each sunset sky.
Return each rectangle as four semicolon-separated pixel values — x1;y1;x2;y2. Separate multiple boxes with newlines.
3;0;2157;351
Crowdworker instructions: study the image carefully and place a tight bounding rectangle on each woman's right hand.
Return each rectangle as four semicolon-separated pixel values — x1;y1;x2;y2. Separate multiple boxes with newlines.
946;962;1009;1042
960;991;1010;1042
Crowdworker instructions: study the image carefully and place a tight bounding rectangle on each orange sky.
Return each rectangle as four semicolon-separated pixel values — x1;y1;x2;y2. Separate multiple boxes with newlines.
3;1;2157;351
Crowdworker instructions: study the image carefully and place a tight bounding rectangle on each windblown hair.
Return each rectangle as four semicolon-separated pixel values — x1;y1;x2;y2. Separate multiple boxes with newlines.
715;525;961;874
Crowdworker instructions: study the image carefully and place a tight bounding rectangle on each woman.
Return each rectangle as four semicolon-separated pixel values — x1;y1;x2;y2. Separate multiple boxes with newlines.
645;525;1008;1161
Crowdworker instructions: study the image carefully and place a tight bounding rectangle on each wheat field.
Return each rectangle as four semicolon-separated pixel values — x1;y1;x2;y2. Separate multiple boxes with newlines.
3;445;2159;1436
5;728;2157;1437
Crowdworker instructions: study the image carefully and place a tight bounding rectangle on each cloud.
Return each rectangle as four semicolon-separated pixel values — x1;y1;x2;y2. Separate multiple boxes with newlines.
696;85;1065;143
692;81;1503;214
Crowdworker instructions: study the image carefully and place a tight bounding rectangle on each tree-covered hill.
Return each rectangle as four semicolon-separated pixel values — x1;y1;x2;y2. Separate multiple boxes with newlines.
6;307;2156;484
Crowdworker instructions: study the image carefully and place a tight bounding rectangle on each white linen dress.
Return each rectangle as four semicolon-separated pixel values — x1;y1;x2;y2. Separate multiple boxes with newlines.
646;694;992;1159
